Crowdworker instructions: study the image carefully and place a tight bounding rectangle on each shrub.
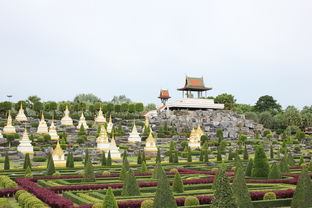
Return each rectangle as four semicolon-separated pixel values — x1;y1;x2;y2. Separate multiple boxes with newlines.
268;163;281;179
103;187;118;208
0;198;11;208
172;172;184;193
92;203;103;208
53;172;61;177
252;146;269;177
184;196;199;206
141;199;153;208
102;171;110;175
32;156;47;162
263;192;276;200
291;168;312;208
170;168;178;173
232;166;253;208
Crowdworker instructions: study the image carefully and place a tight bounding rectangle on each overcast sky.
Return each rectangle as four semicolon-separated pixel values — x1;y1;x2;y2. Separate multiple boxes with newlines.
0;1;311;109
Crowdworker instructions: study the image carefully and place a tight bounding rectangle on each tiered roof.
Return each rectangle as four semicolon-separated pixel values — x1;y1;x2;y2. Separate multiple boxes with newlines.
177;76;212;91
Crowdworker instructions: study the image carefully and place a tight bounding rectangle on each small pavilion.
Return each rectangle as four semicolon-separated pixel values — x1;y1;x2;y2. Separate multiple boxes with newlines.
177;76;212;98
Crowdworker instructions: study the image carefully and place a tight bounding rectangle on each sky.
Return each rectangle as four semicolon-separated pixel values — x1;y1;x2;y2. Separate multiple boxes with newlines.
0;1;311;109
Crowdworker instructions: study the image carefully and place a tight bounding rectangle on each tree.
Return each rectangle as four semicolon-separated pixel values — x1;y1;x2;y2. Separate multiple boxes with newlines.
156;148;161;163
28;96;41;107
259;112;273;128
245;158;253;177
137;150;142;165
141;161;148;173
101;152;107;167
114;104;121;112
243;145;249;160
83;154;95;182
120;151;130;181
111;95;132;104
291;168;312;208
283;106;302;127
106;151;112;166
217;149;222;162
280;155;289;173
187;147;192;162
211;166;238;208
232;166;253;208
254;95;281;114
128;103;135;113
47;153;55;176
268;163;281;179
4;152;10;170
204;150;209;162
252;146;269;178
145;103;156;111
23;153;31;170
215;93;236;110
270;144;274;159
135;103;144;112
216;128;223;144
66;151;74;168
73;93;101;104
153;164;177;208
24;166;32;178
121;103;129;112
172;171;184;193
173;151;179;163
103;187;118;208
122;169;140;196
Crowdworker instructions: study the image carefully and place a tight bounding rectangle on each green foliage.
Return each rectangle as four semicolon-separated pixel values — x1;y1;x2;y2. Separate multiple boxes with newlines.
299;155;304;166
184;196;199;206
172;172;184;193
106;151;112;166
211;166;238;208
268;163;281;179
216;128;223;144
46;153;55;176
103;187;118;208
101;152;107;167
243;145;249;160
287;152;296;166
141;200;154;208
0;198;11;208
23;153;31;170
122;169;140;196
280;155;289;173
263;192;276;200
254;95;281;114
232;166;253;208
25;166;32;178
152;162;162;180
252;146;269;178
74;93;101;103
203;149;209;162
245;158;253;177
120;151;130;181
140;161;148;173
270;145;274;159
291;168;312;208
156;148;161;163
215;93;236;110
217;149;222;162
4;152;9;170
187;147;192;162
83;152;95;182
66;151;75;168
153;163;177;208
137;150;142;164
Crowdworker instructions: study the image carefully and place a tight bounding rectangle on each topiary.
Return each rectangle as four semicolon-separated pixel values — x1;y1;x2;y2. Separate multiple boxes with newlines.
184;196;199;206
52;172;61;177
268;163;281;179
263;192;276;200
102;171;110;175
172;172;184;193
0;198;11;208
169;168;178;173
140;199;153;208
92;203;103;208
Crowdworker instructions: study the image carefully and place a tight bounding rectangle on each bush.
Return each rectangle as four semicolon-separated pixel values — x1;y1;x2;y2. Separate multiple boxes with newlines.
53;172;61;177
0;198;11;208
32;156;47;162
263;192;276;200
92;203;103;208
102;171;110;175
141;199;154;208
184;196;199;206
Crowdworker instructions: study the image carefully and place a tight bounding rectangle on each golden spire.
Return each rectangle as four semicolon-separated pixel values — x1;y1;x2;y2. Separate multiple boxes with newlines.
52;141;64;157
7;110;12;126
110;136;117;148
146;131;155;143
41;112;45;121
20;103;23;110
109;115;112;123
22;128;30;140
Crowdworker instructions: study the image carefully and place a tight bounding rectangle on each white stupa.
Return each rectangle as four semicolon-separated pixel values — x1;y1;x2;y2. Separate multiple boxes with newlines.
49;120;59;141
52;141;66;167
61;106;73;126
144;131;157;152
95;108;106;124
3;111;16;134
96;126;110;151
107;115;113;133
188;128;201;150
37;113;49;134
0;130;3;139
15;104;28;122
106;136;121;160
128;121;141;143
17;128;34;154
77;112;89;130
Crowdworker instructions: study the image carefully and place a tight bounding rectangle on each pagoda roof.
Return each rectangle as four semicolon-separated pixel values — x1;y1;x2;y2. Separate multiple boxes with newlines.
177;76;212;91
158;89;171;99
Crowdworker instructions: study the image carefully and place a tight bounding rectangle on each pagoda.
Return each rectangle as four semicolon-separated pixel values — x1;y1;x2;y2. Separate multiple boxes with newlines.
49;120;59;141
96;126;110;151
15;104;28;122
188;128;201;150
128;121;141;143
106;136;121;160
144;131;157;152
61;106;73;126
196;123;204;138
107;115;113;133
17;128;34;154
52;141;66;167
37;113;49;134
3;111;16;134
158;89;171;105
95;108;106;124
77;112;89;130
177;76;212;98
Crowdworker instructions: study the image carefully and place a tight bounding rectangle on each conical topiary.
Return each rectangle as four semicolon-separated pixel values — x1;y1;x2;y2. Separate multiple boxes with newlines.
291;167;312;208
84;154;95;182
211;166;238;208
103;187;118;208
4;152;10;170
141;161;148;173
245;158;253;177
251;146;269;177
137;150;142;165
156;148;161;163
232;166;253;208
172;171;184;193
120;152;130;181
268;162;281;179
101;152;106;167
47;153;55;176
23;153;31;170
122;169;140;196
106;151;112;166
153;163;177;208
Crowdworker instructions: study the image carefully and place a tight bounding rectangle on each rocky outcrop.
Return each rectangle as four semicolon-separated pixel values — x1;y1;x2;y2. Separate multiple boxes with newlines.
150;109;264;140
